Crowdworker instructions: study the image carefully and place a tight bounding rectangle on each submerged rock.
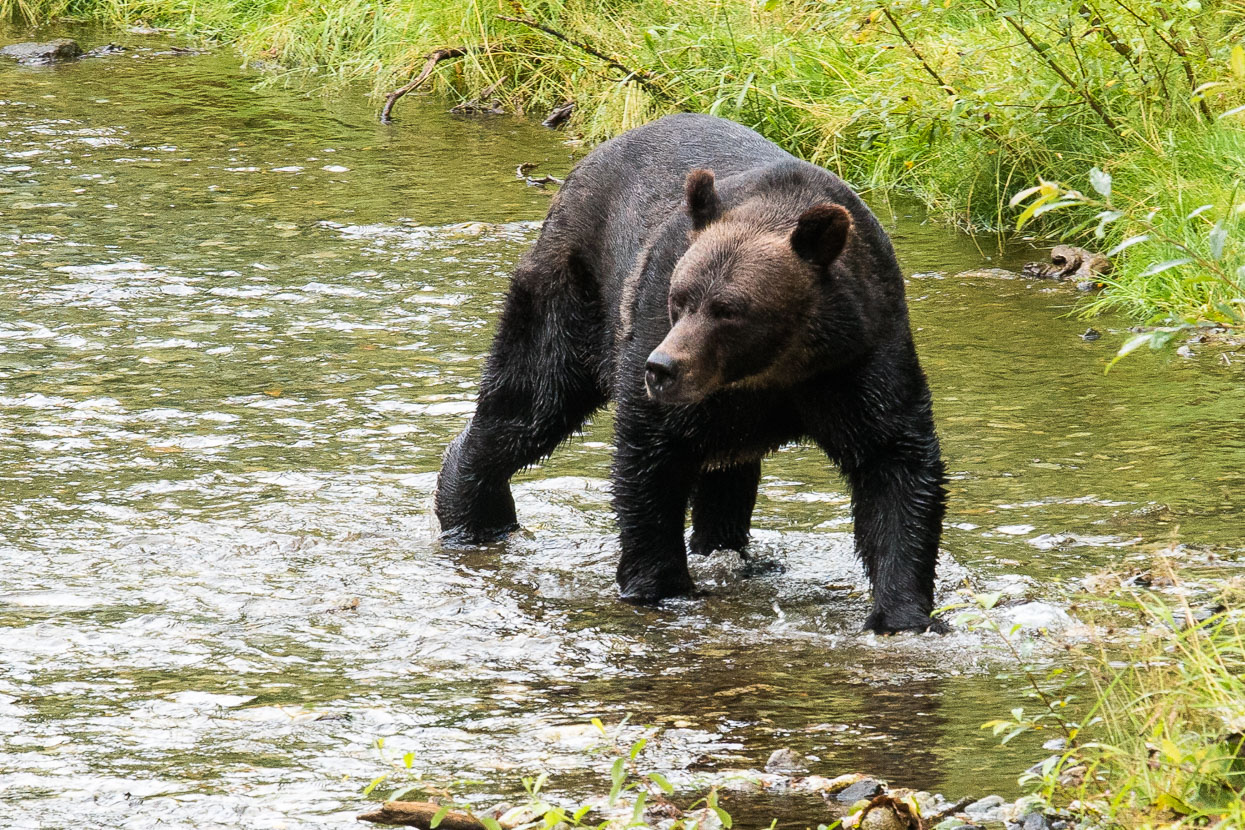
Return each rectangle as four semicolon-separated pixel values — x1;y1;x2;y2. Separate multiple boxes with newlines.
764;747;807;773
0;39;83;65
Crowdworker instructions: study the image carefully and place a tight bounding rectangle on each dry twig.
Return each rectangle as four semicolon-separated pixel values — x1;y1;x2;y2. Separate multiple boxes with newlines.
381;46;499;123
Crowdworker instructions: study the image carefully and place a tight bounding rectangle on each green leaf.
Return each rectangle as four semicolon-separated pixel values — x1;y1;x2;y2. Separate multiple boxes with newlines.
1138;258;1193;277
1209;222;1228;260
1232;44;1245;78
1089;167;1111;198
481;817;503;830
1094;210;1123;239
431;806;451;829
1106;234;1150;257
1104;333;1152;373
1149;329;1179;350
1015;192;1057;230
1190;80;1220;101
631;791;647;825
976;591;1003;610
629;738;647;760
403;752;415;769
591;717;607;736
1030;200;1083;219
1009;184;1046;207
609;758;626;806
646;772;675;794
733;73;756;111
362;773;389;797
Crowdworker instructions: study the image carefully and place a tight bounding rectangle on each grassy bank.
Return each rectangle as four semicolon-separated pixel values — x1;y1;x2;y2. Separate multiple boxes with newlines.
968;557;1245;829
5;0;1244;326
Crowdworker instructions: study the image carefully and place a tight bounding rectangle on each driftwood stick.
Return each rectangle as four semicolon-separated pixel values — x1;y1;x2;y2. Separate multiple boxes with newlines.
381;47;479;123
357;801;493;830
497;15;667;100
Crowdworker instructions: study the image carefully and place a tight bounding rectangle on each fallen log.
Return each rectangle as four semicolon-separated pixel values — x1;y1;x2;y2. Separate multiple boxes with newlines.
357;800;491;829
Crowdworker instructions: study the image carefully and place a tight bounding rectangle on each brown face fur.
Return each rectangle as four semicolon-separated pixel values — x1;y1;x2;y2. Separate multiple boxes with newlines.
644;169;853;405
645;227;814;403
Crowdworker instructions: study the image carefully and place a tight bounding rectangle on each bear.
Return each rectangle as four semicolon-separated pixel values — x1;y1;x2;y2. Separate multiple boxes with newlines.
435;113;947;634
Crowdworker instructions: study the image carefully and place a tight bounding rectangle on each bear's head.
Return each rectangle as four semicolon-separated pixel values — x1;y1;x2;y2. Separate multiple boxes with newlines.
644;168;853;405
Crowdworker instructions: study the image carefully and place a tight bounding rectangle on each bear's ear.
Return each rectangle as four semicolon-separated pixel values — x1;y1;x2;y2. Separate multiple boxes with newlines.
790;203;852;267
685;168;721;231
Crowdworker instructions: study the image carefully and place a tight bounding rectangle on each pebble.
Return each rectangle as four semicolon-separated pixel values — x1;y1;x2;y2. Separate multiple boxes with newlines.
964;794;1005;815
836;778;884;804
1020;812;1053;830
860;806;906;830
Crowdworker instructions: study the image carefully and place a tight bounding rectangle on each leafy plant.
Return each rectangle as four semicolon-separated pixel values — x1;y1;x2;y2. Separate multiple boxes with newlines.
362;719;736;830
1012;166;1245;368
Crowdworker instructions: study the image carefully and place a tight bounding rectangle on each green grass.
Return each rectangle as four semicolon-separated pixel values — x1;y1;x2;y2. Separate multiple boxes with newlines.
4;0;1245;326
961;560;1245;829
1044;570;1245;828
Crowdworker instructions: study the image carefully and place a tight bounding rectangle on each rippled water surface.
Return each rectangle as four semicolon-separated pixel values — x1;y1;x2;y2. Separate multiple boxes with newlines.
3;27;1244;829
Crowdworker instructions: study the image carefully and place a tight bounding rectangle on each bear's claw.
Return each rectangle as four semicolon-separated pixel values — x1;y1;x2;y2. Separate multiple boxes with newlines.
863;608;948;635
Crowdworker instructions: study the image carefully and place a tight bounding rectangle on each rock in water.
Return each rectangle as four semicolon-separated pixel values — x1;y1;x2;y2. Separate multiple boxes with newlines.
836;778;884;804
0;39;84;65
765;747;807;773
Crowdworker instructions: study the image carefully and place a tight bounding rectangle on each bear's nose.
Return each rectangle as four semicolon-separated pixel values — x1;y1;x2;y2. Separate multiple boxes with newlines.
645;351;680;392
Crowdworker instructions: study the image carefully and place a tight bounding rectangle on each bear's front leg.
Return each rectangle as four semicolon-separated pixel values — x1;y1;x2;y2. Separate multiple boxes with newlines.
435;423;520;545
842;436;947;634
611;414;700;603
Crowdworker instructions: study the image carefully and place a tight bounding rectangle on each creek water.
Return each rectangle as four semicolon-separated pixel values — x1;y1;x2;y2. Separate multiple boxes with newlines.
2;29;1243;830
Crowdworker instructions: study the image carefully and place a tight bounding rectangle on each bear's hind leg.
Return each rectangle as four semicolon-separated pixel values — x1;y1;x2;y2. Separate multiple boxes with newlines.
436;257;607;545
689;460;761;556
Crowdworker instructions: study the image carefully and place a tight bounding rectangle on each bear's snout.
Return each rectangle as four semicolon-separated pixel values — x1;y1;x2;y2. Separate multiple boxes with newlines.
644;351;681;401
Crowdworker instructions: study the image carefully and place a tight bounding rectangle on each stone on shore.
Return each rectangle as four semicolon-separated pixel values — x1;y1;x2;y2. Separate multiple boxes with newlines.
0;39;83;65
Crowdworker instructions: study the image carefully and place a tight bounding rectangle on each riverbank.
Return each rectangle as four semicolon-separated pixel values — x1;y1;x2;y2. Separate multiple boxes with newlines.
5;0;1244;330
352;569;1245;830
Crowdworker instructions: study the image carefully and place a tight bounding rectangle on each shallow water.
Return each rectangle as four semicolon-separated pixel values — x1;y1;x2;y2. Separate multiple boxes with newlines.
2;28;1244;829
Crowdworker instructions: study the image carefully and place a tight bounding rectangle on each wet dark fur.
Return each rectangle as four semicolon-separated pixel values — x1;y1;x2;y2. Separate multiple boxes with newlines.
435;114;946;634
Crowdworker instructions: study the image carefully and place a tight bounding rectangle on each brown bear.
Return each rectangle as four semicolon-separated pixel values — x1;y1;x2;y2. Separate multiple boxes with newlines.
435;114;946;634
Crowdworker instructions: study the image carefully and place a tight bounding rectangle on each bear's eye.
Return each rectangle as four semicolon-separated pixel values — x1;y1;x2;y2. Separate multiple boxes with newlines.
669;292;689;321
707;301;743;320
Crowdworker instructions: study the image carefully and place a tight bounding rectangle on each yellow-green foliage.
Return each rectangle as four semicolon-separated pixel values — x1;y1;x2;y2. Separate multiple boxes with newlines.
5;0;1245;322
1068;585;1245;827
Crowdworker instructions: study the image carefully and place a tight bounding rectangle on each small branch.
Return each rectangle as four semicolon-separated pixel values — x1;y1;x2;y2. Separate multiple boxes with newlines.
497;15;668;101
880;7;953;95
981;0;1121;135
381;46;495;123
880;7;1021;149
1110;0;1212;118
1078;1;1146;87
